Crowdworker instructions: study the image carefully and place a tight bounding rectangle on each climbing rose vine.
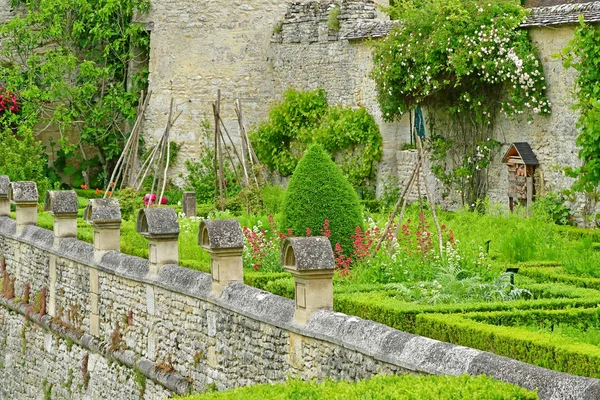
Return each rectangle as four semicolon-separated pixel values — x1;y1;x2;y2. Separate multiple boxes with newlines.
373;0;550;123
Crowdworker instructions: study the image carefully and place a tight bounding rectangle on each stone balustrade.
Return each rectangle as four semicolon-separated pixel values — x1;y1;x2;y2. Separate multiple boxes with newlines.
0;179;598;400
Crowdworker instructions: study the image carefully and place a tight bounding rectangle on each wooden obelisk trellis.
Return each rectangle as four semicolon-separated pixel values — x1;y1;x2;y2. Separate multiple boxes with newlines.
104;90;152;197
372;136;443;258
104;92;183;208
212;90;262;211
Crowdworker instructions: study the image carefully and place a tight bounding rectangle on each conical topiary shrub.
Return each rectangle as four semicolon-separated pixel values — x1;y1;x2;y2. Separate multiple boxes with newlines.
282;144;363;256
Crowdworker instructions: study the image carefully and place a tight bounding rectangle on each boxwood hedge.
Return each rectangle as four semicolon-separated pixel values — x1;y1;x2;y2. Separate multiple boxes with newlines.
184;374;537;400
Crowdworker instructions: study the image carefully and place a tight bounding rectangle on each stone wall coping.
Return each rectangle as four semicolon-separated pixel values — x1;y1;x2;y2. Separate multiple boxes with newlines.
198;219;243;250
0;176;9;198
136;207;180;238
44;190;79;216
281;236;335;271
1;218;599;399
9;181;38;204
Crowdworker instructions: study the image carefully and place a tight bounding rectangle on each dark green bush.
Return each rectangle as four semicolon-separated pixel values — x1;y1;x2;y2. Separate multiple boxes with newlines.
251;88;382;189
416;311;600;378
282;144;363;255
533;192;572;225
185;375;537;400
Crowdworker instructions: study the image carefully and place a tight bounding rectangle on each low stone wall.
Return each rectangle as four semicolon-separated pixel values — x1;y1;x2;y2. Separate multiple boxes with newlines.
1;186;600;399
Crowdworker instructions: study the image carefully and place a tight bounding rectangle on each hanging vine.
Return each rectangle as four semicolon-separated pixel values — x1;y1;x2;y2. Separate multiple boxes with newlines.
561;16;600;194
373;0;550;206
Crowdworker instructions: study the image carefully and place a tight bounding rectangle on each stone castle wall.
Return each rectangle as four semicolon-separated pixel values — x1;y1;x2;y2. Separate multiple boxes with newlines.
139;0;596;215
140;0;411;194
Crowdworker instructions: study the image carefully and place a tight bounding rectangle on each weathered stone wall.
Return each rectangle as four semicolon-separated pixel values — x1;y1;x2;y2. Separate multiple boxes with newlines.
2;211;599;399
140;0;406;192
0;0;14;23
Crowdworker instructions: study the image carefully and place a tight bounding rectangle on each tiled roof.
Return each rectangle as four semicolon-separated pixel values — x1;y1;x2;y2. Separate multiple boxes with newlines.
522;1;600;27
342;1;600;40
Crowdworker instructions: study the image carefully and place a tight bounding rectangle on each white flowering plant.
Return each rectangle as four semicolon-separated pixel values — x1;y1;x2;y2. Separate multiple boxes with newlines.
373;0;550;206
373;0;549;121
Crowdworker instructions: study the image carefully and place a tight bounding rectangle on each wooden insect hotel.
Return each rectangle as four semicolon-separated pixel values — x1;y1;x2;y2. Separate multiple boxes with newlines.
502;142;539;212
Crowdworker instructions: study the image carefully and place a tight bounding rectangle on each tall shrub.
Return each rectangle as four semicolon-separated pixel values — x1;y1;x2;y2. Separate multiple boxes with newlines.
251;88;382;191
282;144;363;255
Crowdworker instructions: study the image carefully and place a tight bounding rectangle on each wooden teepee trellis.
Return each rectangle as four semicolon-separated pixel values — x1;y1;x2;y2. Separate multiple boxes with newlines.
211;89;263;211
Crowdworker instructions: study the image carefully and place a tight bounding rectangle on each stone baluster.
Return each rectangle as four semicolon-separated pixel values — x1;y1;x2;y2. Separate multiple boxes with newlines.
9;181;38;235
0;176;10;217
136;207;180;278
182;192;197;218
44;190;78;246
281;237;335;326
84;198;122;263
198;219;244;296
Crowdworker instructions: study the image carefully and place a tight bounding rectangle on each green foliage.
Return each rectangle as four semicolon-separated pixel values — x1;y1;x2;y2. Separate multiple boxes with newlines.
561;17;600;192
282;144;363;254
375;0;549;120
416;310;600;378
373;0;549;204
0;127;49;195
0;0;150;186
532;192;572;225
116;188;144;221
498;227;537;263
251;88;382;189
259;185;286;215
327;5;341;32
182;119;241;206
334;284;600;333
183;375;537;400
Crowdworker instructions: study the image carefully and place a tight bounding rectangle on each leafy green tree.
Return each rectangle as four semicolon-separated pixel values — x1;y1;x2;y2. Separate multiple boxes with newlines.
0;0;150;187
0;127;49;194
282;144;363;255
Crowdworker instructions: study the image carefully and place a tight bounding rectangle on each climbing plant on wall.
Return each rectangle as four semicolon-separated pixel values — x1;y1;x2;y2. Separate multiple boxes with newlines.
373;0;549;206
0;0;150;188
561;16;600;194
250;88;383;192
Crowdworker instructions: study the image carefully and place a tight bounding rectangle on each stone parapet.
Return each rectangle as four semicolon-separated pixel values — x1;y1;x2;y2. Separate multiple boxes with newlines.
137;207;180;277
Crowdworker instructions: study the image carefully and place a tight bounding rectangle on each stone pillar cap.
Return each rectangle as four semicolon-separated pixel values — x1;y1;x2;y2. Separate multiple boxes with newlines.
9;181;38;205
0;176;9;199
84;198;122;227
281;237;335;271
44;190;78;216
136;207;179;239
198;219;243;250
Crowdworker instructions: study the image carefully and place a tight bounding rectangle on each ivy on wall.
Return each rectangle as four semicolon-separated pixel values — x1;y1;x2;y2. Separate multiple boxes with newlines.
372;0;550;205
250;88;383;192
562;16;600;193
